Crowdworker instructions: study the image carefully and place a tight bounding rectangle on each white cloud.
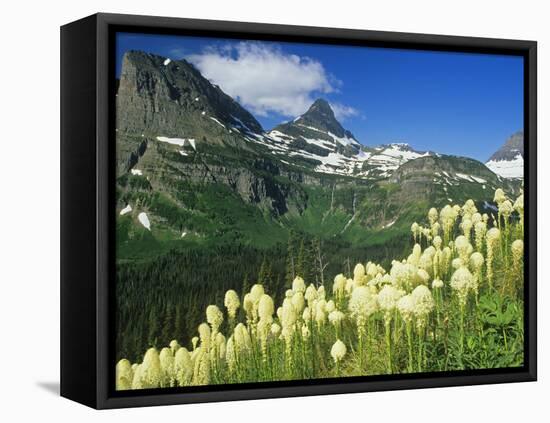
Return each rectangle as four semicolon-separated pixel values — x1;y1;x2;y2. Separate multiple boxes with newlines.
330;102;360;122
188;42;342;117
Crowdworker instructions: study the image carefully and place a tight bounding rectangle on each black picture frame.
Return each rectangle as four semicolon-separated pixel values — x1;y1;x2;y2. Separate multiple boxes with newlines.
60;12;537;409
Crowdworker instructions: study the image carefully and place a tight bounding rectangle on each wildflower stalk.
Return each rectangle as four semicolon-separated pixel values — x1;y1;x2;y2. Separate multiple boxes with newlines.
405;321;413;373
384;320;392;373
459;303;465;369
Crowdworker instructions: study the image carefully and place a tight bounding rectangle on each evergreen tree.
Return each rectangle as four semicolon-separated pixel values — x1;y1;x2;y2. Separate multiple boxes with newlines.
258;256;273;287
161;303;175;346
147;306;159;348
241;273;251;297
285;230;296;286
174;304;183;343
296;237;306;280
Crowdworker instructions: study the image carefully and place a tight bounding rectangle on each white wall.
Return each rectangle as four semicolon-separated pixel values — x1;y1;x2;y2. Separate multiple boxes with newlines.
1;0;546;420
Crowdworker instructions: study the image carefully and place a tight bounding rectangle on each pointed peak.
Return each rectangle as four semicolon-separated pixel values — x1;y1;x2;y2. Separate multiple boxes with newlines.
310;98;332;109
292;98;345;136
487;130;524;163
303;98;334;118
378;142;412;151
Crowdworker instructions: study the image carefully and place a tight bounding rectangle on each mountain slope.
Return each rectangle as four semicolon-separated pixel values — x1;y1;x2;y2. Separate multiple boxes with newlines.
485;131;524;179
116;50;267;175
117;50;263;136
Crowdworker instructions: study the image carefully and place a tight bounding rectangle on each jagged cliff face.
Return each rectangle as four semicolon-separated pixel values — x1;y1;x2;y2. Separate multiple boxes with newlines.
117;51;263;138
115;49;521;251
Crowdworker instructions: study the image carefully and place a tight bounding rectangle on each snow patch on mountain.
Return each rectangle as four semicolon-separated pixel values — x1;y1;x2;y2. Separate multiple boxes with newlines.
209;116;226;129
156;136;187;147
365;144;430;176
119;204;132;216
138;212;151;230
486;153;523;179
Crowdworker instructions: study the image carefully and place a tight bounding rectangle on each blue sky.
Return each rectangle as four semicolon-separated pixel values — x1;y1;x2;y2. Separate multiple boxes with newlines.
116;33;524;161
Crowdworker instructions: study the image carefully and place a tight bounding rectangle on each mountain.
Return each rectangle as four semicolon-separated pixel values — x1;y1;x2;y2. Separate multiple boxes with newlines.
485;131;524;179
390;154;514;206
117;50;263;137
270;99;361;154
116;51;266;174
246;100;429;179
115;49;521;259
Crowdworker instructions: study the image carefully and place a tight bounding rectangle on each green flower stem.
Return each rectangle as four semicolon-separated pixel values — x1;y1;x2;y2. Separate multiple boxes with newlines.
385;319;392;374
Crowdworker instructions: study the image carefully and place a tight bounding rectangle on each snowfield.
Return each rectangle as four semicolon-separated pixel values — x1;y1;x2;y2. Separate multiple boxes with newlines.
119;204;132;216
486;153;524;179
209;116;226;129
156;136;187;147
256;129;431;179
138;212;151;230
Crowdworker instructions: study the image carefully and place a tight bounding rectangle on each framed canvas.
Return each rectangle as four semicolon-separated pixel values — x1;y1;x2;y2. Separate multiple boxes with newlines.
60;13;537;409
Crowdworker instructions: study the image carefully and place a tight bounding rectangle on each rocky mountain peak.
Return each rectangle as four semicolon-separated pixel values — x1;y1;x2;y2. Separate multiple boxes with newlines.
487;131;524;162
268;98;360;159
485;131;524;179
293;98;354;140
117;50;264;139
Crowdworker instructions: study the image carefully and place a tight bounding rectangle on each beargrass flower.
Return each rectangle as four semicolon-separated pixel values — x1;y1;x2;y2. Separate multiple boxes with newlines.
169;340;180;353
486;227;501;288
291;291;305;314
270;322;281;336
397;294;414;323
234;323;251;352
450;266;474;306
353;263;367;286
455;235;473;263
411;285;434;330
432;279;444;289
258;294;275;322
159;347;175;387
333;274;347;297
174;347;192;386
331;339;347;363
141;347;162;388
377;285;404;320
512;239;524;257
499;200;513;222
474;221;487;252
292;276;306;293
305;284;318;303
116;359;134;390
349;286;378;328
206;305;223;333
452;258;463;270
494;188;506;205
328;310;345;326
462;199;477;218
198;323;211;351
224;290;240;320
428;207;439;225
